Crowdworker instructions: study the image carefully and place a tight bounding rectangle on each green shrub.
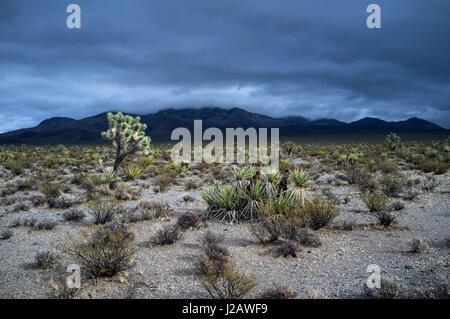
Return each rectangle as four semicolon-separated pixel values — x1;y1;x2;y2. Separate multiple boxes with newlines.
361;192;389;212
303;198;339;230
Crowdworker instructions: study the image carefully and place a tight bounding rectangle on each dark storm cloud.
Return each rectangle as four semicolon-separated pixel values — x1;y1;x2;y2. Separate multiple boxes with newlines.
0;0;449;132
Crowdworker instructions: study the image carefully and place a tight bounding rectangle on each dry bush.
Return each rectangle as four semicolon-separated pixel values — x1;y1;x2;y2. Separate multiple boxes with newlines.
295;229;322;247
35;251;59;269
303;198;339;230
35;219;58;230
63;208;85;222
88;197;121;224
0;229;13;240
152;225;182;245
380;175;405;197
154;173;174;192
176;212;202;230
200;258;256;299
61;223;136;278
361;192;389;212
275;240;299;258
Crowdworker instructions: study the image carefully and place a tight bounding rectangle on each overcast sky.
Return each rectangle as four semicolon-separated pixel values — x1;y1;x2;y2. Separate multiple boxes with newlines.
0;0;449;132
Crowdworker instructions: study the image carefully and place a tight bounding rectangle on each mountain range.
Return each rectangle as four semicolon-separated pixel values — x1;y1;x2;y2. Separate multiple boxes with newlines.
0;107;447;144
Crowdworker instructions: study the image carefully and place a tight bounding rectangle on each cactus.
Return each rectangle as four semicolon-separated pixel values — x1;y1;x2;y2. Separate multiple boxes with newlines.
101;112;151;189
385;133;401;150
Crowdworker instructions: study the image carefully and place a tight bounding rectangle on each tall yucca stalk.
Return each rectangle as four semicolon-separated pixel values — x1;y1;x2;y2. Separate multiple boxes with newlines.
288;168;312;206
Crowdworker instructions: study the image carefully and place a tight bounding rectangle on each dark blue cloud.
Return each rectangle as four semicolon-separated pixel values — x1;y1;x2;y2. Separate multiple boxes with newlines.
0;0;449;132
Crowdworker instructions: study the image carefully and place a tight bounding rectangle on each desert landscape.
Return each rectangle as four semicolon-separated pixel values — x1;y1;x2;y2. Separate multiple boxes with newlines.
0;114;448;299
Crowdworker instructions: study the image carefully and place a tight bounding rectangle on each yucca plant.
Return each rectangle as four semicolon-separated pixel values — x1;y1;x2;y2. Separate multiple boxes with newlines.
201;185;247;223
288;168;312;206
124;165;143;180
101;171;117;184
243;181;266;221
263;169;281;198
231;166;256;190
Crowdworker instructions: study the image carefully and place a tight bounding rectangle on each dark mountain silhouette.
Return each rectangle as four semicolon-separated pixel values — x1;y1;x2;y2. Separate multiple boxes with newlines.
0;107;447;144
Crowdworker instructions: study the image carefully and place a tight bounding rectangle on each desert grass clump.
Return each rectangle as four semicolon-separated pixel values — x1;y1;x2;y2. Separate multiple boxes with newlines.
42;182;62;207
258;286;297;299
303;198;339;230
35;219;58;230
88;197;121;224
374;210;397;227
154;173;174;192
184;179;199;190
0;229;13;240
380;175;405;197
61;223;136;278
152;225;182;245
138;200;172;221
63;208;85;222
378;277;406;299
361;192;389;213
35;251;59;269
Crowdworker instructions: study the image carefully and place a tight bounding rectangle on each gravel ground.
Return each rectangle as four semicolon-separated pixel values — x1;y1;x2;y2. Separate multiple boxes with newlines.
0;170;449;299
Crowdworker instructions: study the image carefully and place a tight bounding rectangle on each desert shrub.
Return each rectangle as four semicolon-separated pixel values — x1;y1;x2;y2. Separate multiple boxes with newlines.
282;141;297;155
199;230;224;248
154;173;174;192
200;259;256;299
42;182;62;206
184;179;198;190
377;160;398;174
31;195;46;207
198;244;230;276
258;286;297;299
374;211;397;227
344;166;367;185
378;277;406;299
295;229;322;247
88;197;121;224
275;240;299;258
415;160;447;174
409;238;429;254
0;229;13;240
380;175;405;197
152;225;182;245
362;192;389;212
35;251;59;269
35;219;58;230
176;212;202;230
249;194;306;242
61;223;136;278
4;159;24;175
303;198;339;230
63;208;85;222
358;177;378;192
140;156;155;166
138;200;172;221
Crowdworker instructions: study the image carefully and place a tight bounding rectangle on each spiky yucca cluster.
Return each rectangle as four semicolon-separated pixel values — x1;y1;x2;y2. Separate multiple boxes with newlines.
101;112;151;153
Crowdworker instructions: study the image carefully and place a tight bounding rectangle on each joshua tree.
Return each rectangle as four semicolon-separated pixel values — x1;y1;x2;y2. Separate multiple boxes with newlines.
101;112;151;189
385;133;401;150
